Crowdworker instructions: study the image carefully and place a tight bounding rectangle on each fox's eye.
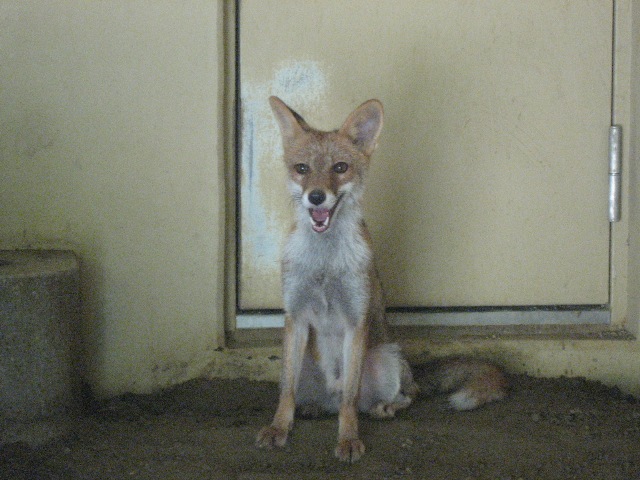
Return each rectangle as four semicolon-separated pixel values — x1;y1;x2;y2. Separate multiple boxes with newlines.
333;162;349;174
294;163;310;175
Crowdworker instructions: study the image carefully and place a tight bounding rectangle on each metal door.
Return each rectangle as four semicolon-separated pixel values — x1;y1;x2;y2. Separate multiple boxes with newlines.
237;1;613;325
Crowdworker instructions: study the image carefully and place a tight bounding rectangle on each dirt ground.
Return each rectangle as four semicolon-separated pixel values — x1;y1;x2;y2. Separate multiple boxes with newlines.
2;366;640;480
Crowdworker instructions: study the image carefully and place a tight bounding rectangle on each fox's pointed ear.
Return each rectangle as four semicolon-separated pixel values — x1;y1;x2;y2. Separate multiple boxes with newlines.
269;96;310;147
339;99;384;156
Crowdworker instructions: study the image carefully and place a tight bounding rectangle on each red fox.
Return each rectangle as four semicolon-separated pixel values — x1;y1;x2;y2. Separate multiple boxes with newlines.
256;97;507;463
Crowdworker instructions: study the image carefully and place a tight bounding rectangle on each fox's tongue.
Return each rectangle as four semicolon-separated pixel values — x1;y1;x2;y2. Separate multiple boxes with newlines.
311;209;330;223
309;208;331;233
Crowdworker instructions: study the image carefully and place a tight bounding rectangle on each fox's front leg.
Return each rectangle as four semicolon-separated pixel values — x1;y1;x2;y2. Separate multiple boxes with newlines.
335;320;369;463
256;315;308;449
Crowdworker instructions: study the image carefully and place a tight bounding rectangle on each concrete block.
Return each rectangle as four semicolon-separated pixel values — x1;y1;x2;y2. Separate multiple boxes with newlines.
0;250;79;420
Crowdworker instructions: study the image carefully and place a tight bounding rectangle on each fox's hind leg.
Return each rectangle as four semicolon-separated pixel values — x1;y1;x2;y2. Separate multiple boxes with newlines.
359;343;418;418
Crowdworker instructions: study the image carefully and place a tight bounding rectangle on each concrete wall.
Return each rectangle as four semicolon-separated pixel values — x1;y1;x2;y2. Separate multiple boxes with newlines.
1;1;640;398
0;1;225;397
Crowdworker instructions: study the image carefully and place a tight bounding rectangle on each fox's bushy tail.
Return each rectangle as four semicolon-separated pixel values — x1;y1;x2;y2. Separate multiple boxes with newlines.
417;357;508;410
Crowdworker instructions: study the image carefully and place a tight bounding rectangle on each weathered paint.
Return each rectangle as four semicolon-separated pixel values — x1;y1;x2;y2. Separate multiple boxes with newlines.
239;60;328;308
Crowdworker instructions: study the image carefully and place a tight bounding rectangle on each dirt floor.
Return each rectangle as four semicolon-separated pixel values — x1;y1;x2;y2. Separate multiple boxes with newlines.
2;366;640;480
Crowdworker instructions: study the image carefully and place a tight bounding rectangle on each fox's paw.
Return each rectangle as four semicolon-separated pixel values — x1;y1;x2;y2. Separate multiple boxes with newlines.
369;395;412;419
369;402;397;419
256;425;288;449
335;438;365;463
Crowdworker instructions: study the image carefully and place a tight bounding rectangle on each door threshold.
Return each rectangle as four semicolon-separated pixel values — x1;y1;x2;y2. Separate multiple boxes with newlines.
236;306;609;329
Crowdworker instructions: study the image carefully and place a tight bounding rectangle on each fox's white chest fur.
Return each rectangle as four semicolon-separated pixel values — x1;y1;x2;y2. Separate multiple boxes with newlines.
282;210;374;403
282;202;371;331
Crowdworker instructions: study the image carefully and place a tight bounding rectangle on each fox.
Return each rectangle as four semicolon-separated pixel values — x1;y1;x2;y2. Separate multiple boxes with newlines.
256;96;508;463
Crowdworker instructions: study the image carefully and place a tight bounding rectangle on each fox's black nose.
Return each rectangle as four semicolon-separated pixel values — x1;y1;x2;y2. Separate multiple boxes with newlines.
308;189;326;206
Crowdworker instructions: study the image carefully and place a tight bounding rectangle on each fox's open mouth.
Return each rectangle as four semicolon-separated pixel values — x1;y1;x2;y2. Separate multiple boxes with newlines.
308;195;343;233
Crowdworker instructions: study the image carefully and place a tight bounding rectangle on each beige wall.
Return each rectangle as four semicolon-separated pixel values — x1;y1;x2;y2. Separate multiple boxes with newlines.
1;1;640;398
0;1;225;397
